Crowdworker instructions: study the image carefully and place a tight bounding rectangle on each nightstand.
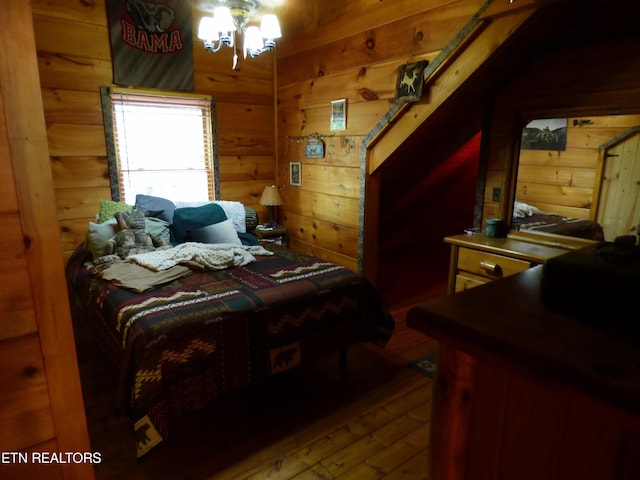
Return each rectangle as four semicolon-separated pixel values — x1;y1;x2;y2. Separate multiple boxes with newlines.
254;225;288;247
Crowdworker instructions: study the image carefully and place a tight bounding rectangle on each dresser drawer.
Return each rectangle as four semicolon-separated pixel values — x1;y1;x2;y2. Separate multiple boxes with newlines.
457;247;531;281
455;272;490;293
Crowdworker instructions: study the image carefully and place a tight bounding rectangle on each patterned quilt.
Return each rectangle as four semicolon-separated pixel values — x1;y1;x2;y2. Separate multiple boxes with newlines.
66;244;394;458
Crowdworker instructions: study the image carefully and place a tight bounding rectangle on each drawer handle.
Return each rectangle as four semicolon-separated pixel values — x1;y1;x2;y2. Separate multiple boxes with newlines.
479;260;501;274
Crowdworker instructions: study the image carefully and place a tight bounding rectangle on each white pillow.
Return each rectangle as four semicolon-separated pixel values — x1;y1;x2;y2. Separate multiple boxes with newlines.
188;219;241;245
85;218;118;259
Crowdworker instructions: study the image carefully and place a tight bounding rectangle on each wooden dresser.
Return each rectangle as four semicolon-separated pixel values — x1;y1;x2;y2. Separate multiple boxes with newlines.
445;232;590;294
407;267;640;480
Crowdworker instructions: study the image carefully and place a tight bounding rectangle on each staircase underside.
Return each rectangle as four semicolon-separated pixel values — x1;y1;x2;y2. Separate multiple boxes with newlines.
361;0;638;278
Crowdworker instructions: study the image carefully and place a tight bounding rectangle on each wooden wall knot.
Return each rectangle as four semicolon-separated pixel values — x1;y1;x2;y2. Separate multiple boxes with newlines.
23;235;32;249
359;88;379;101
22;365;39;378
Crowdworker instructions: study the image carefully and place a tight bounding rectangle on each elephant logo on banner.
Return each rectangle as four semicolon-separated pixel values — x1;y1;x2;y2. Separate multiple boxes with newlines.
126;0;175;34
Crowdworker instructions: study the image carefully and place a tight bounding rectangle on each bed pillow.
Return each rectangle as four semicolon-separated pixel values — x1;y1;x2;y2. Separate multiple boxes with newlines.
244;206;258;232
85;218;118;259
145;217;171;245
171;203;227;244
188;219;242;245
135;194;176;224
97;200;132;223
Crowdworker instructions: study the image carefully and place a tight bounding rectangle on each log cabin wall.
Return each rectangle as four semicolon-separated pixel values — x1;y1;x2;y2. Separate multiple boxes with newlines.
0;1;93;479
275;0;485;272
32;0;277;262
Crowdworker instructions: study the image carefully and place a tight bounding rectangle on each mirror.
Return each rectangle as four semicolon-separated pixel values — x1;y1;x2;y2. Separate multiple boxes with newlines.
512;113;640;243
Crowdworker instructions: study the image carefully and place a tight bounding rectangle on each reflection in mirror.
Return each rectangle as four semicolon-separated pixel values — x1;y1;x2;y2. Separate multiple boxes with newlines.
512;113;640;243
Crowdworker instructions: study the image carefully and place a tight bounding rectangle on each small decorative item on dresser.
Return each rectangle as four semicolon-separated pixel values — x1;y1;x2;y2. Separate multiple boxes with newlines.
485;218;506;238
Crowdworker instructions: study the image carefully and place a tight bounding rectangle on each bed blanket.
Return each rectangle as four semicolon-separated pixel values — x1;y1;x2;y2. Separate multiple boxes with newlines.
126;242;272;271
66;244;394;459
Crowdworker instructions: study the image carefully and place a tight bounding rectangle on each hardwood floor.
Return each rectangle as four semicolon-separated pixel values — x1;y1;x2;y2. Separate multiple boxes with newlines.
74;254;447;479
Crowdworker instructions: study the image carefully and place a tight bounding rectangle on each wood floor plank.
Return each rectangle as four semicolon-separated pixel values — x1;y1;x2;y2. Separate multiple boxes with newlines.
215;371;431;480
319;413;424;478
382;450;430;480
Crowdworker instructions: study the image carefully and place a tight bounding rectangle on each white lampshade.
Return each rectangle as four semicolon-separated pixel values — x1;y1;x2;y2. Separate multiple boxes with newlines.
260;14;281;39
198;17;219;41
244;25;264;51
214;6;236;32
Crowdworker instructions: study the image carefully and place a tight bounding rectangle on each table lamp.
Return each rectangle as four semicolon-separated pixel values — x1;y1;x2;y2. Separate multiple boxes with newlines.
259;185;283;227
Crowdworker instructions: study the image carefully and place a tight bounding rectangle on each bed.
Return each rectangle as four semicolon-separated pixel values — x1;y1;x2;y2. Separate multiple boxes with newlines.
66;198;394;458
512;201;605;241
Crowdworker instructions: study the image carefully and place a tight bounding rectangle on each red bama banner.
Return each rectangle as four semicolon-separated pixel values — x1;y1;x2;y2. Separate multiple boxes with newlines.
107;0;194;91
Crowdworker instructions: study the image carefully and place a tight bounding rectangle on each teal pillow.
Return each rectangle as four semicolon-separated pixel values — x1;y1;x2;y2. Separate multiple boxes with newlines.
171;203;227;244
238;232;259;246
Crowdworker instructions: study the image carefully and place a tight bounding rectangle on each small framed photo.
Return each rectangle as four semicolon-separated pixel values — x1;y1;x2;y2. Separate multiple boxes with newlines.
521;118;568;151
304;137;325;159
395;60;428;103
290;162;301;186
330;99;347;131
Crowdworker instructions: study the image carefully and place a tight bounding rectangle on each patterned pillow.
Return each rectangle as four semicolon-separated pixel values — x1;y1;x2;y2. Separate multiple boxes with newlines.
244;207;258;232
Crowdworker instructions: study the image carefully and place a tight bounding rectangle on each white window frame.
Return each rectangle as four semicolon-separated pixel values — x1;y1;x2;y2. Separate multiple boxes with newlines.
100;86;220;204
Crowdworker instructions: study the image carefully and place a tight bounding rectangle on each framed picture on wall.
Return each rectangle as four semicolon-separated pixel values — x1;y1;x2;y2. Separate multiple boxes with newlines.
521;118;568;150
395;60;428;103
305;137;325;158
330;99;347;131
290;162;301;186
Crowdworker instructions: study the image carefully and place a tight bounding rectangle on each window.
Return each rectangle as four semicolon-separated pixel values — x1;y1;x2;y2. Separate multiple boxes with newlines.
100;87;219;204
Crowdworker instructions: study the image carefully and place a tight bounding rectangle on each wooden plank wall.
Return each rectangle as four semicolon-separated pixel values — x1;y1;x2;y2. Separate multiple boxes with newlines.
31;0;277;261
0;1;93;479
276;0;485;271
515;114;640;221
482;33;640;230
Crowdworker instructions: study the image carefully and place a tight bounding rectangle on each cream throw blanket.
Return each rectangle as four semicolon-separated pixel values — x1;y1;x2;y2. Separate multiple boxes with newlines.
126;242;273;271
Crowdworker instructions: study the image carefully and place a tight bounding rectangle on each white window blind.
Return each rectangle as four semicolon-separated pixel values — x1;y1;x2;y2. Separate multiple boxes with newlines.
105;89;217;204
